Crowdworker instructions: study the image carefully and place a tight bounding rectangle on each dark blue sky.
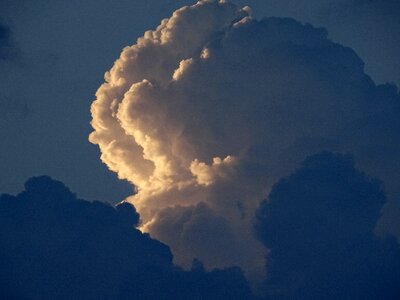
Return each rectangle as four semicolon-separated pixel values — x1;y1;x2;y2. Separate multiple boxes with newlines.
0;0;399;203
1;1;399;299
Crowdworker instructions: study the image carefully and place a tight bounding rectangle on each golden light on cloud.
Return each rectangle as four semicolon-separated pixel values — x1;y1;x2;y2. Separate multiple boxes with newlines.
90;0;400;280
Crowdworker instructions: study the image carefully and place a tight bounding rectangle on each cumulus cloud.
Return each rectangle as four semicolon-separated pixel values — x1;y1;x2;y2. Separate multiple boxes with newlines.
237;0;400;85
321;0;400;85
89;0;400;279
0;176;254;300
255;152;400;299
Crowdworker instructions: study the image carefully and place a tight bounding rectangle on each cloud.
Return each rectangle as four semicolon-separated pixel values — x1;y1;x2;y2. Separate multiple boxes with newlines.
255;152;400;299
0;176;254;300
235;0;400;85
149;202;238;268
0;19;18;62
0;20;28;118
321;0;400;84
0;22;12;60
89;0;400;280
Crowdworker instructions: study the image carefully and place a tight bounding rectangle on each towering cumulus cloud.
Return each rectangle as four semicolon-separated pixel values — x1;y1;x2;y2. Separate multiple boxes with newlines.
89;0;400;278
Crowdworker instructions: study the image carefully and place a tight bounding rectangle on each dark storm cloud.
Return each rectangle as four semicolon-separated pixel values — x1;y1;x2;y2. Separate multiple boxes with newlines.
0;176;254;300
255;152;400;299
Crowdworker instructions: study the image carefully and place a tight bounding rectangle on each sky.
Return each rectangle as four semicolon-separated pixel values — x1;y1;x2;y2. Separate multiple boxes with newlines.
1;1;399;299
0;0;399;203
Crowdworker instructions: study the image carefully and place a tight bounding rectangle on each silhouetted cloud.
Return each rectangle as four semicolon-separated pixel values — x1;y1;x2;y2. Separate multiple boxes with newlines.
322;0;400;84
0;176;254;300
0;18;19;62
0;21;12;60
255;152;400;299
0;20;28;118
89;0;400;279
235;0;400;85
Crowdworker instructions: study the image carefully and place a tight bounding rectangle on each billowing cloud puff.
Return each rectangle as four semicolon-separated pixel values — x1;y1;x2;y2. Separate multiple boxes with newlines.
89;0;400;278
0;176;254;300
255;152;400;299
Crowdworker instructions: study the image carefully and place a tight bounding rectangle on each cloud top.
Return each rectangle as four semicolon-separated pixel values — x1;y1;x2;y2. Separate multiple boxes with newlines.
89;0;400;278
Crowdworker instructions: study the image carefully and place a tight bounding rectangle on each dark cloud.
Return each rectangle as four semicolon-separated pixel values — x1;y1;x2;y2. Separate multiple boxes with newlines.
320;0;400;85
0;176;254;300
227;0;399;85
0;18;19;62
255;152;400;299
0;21;11;60
0;20;29;119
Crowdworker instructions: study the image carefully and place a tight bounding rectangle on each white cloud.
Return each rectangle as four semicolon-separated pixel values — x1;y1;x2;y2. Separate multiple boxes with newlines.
89;0;400;280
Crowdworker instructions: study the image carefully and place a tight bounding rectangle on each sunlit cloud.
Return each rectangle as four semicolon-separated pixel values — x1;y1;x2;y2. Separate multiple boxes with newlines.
89;0;400;280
